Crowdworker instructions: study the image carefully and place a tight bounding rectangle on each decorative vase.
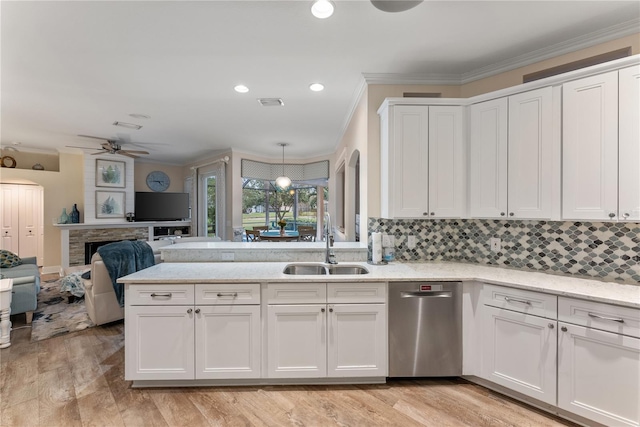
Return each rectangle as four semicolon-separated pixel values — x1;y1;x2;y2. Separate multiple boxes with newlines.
279;226;286;236
70;204;80;224
59;208;69;224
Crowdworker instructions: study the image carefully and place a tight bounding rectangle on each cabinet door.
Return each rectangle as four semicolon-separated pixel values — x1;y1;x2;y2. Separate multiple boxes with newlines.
0;185;19;253
18;185;41;260
619;65;640;221
508;87;553;219
327;304;387;377
482;306;557;405
391;105;429;218
558;322;640;426
469;98;508;218
196;305;261;379
428;106;465;218
125;305;194;380
563;71;619;220
267;304;327;378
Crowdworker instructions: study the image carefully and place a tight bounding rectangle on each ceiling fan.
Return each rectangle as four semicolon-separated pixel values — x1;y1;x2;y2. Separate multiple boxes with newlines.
67;135;150;158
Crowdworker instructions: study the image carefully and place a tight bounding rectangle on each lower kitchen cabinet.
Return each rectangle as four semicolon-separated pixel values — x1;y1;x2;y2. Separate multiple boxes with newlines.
267;282;387;379
482;305;557;405
558;322;640;426
196;305;261;379
126;305;195;380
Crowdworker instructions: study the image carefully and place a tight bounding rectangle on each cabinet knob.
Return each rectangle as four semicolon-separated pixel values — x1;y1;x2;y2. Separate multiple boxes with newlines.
623;213;630;218
509;212;514;217
430;212;435;216
423;212;428;216
609;213;615;218
321;308;325;313
561;326;567;332
548;323;554;329
500;212;505;216
329;308;334;313
187;308;193;314
195;308;201;314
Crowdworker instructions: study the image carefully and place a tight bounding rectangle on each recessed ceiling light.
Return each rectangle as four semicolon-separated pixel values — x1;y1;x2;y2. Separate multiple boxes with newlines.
311;0;334;19
234;85;249;93
129;113;151;119
309;83;325;92
112;121;142;130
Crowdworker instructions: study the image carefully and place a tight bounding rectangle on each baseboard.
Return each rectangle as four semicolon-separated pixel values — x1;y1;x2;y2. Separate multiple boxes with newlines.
41;265;62;276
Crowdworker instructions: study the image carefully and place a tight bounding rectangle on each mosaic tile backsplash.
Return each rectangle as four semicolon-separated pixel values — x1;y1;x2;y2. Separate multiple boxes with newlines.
368;218;640;285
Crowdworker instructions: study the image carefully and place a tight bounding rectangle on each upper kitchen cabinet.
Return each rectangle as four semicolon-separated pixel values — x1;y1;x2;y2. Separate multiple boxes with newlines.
379;102;465;219
562;65;640;221
469;87;555;219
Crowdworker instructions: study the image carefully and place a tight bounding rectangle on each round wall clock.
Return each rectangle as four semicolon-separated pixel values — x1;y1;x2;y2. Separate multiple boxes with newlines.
146;171;170;192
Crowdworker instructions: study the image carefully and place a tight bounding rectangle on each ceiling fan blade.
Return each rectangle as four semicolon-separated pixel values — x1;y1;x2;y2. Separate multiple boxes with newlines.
91;151;107;155
78;134;111;141
117;151;139;158
66;145;103;151
120;149;149;155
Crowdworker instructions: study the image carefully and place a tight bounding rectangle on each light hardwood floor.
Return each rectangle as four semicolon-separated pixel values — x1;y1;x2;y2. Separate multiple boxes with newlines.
1;296;577;427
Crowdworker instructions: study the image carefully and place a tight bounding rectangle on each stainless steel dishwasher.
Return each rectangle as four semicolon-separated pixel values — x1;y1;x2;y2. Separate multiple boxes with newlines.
388;281;462;377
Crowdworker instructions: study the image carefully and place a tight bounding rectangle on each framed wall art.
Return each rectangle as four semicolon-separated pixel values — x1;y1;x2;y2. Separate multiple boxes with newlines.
96;159;125;188
95;191;125;218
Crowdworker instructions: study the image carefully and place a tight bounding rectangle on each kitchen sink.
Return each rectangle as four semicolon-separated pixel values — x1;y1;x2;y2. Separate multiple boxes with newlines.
282;263;369;275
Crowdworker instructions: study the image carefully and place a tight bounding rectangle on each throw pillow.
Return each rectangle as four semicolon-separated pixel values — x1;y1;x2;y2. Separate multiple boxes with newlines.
0;250;22;268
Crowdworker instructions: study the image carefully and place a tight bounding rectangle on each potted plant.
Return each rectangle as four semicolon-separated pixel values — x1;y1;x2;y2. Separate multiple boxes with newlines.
277;219;287;235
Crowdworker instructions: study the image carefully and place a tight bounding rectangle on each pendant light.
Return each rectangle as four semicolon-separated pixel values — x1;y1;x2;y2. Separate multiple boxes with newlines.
275;143;292;191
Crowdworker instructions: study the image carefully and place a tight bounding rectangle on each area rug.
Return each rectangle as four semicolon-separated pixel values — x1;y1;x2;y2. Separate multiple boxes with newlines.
30;278;95;342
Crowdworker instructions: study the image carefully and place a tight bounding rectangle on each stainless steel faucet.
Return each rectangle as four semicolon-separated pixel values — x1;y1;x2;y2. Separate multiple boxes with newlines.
324;212;337;264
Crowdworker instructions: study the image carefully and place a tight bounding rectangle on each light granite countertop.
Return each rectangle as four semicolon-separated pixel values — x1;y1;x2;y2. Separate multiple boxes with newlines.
119;261;640;309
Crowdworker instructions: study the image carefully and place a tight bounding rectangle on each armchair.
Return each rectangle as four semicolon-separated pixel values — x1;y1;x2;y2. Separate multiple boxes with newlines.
0;256;40;323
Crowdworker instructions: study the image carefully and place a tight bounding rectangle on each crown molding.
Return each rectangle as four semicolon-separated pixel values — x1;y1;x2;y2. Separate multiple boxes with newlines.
331;75;368;153
360;19;639;86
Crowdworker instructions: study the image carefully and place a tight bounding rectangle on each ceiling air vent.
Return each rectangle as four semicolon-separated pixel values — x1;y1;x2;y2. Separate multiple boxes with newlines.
258;98;284;107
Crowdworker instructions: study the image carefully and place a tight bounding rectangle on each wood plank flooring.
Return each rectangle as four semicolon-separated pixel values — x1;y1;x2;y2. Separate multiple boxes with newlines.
1;293;577;427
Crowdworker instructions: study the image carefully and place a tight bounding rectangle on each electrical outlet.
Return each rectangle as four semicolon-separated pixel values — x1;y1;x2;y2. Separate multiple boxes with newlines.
382;234;394;247
221;252;235;261
490;238;501;253
407;235;417;249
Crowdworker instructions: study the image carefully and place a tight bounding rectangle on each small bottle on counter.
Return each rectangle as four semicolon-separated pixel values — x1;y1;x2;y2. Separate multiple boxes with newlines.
384;247;395;262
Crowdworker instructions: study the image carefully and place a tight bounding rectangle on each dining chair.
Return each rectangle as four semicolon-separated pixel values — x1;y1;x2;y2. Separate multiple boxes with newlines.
297;226;316;242
253;225;269;232
246;229;261;242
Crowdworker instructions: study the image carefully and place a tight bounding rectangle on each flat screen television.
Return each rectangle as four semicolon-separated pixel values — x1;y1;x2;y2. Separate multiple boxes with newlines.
134;192;190;221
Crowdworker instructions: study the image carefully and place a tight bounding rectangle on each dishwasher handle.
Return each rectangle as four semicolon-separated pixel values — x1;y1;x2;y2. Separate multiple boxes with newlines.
400;291;452;298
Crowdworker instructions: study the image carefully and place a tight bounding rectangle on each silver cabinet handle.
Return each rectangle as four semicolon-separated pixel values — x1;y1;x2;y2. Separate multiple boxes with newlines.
187;308;193;314
401;291;452;298
623;213;630;218
548;323;554;329
195;308;201;314
588;312;624;323
216;292;238;297
608;213;616;218
150;293;172;298
561;326;567;332
504;296;532;306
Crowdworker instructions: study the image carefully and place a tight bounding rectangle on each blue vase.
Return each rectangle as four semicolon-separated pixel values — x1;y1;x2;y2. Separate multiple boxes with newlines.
70;204;80;224
59;208;69;224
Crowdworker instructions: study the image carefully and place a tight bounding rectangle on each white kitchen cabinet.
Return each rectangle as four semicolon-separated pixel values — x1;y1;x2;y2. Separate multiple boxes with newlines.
619;65;640;221
469;87;553;219
126;305;195;380
562;66;640;221
379;103;465;218
558;322;640;426
126;283;261;381
0;184;44;264
482;305;557;405
266;282;387;379
267;304;327;378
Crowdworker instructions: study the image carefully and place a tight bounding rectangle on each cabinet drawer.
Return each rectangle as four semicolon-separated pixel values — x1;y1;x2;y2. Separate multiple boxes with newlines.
127;284;194;305
559;297;640;338
484;284;557;319
267;283;326;304
327;282;386;303
196;283;260;305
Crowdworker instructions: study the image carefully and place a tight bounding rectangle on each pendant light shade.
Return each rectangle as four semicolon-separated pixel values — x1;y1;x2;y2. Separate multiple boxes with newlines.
275;143;291;191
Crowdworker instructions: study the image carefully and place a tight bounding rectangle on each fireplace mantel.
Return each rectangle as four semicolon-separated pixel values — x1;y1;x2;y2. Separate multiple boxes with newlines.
56;221;191;269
